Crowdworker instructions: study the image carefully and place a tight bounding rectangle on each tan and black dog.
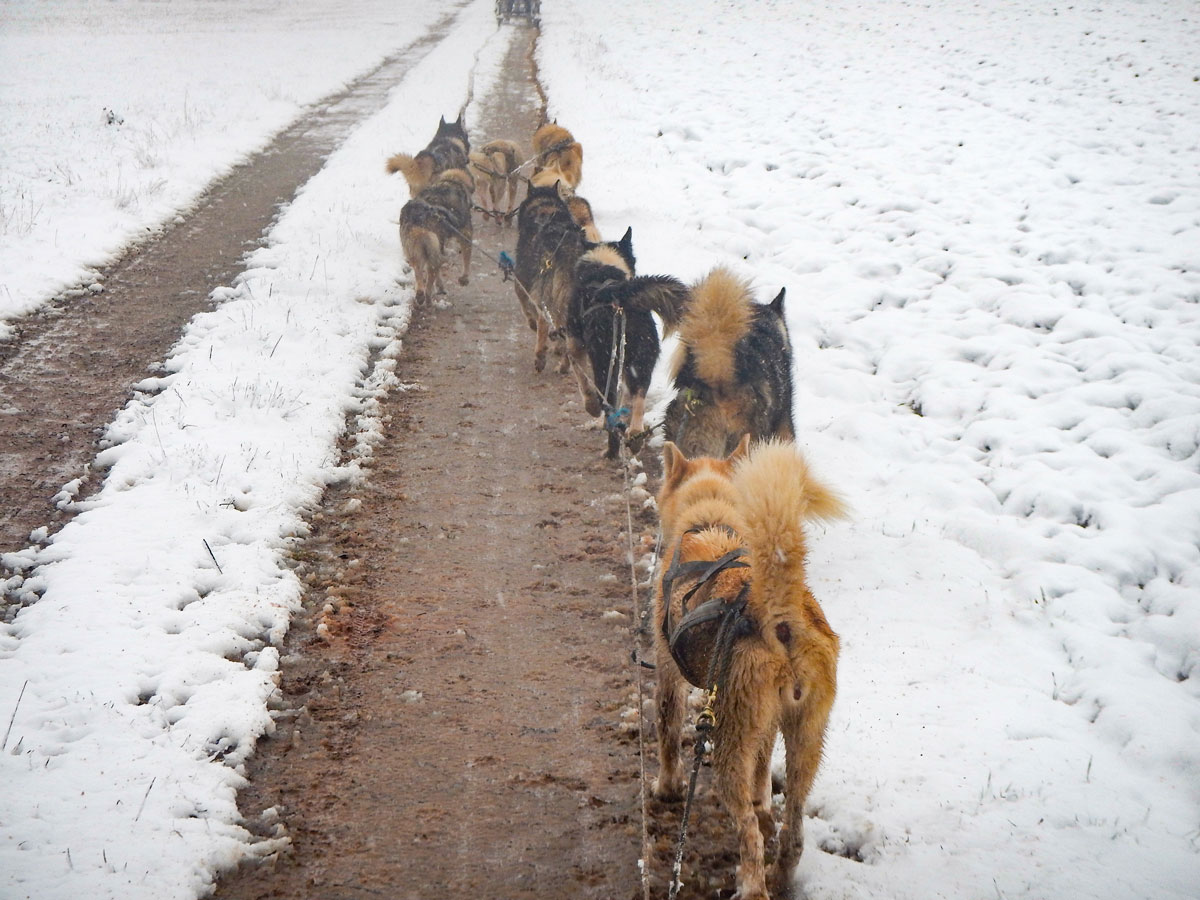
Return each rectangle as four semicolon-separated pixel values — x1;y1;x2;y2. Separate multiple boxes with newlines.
513;181;592;372
654;436;845;900
662;267;795;459
387;113;471;196
565;229;689;457
398;168;473;305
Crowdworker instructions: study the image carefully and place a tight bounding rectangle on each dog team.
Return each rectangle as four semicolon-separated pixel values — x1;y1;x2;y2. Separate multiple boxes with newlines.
387;115;847;900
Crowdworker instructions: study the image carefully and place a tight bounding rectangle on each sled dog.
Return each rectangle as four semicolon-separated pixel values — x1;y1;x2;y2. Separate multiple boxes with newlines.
513;181;589;372
398;168;474;304
565;230;689;457
654;436;845;900
469;138;524;222
387;113;471;196
662;267;795;459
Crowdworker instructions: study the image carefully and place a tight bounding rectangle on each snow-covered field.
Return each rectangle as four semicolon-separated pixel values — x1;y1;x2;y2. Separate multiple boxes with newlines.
3;0;1199;898
0;0;454;338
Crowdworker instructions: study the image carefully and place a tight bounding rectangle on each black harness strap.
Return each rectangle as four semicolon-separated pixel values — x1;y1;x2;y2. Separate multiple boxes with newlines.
660;524;749;650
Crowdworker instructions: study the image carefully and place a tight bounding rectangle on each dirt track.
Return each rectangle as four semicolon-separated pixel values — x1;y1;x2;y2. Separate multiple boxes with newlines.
213;23;655;900
2;13;749;900
213;21;749;900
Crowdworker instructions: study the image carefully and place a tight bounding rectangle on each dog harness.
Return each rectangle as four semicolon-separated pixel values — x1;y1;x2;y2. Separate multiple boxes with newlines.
660;526;753;688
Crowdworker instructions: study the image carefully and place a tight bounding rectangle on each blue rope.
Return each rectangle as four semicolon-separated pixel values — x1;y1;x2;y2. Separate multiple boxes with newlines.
606;405;630;431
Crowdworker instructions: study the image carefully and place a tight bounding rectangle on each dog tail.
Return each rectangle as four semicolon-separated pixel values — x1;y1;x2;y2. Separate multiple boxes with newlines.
400;226;442;290
530;165;575;196
617;275;690;331
733;439;845;622
678;266;754;389
386;152;435;196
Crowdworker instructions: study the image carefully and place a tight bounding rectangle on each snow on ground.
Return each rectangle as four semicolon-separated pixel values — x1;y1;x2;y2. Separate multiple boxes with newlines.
537;1;1200;897
2;0;1199;898
0;0;453;339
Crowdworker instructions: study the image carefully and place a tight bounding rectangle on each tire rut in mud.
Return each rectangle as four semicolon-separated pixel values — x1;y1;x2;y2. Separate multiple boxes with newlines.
0;4;470;574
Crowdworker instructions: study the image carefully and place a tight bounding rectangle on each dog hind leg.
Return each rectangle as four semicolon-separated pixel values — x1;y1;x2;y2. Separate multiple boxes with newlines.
714;695;776;900
652;658;687;801
533;314;550;372
457;236;471;286
566;336;602;417
753;743;777;846
771;700;831;894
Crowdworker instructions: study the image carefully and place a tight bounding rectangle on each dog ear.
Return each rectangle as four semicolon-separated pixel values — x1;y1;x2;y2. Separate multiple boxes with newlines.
769;287;786;316
616;227;634;265
661;441;689;490
439;116;447;127
727;433;752;463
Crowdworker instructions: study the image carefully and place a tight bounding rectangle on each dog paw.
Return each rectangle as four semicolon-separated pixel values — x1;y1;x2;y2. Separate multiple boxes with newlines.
767;862;797;900
652;776;685;802
458;276;469;286
625;428;652;456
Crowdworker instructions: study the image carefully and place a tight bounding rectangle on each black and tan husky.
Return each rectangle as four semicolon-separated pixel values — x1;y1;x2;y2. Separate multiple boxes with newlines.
513;181;591;373
386;113;471;196
565;228;689;458
661;266;795;459
399;168;474;304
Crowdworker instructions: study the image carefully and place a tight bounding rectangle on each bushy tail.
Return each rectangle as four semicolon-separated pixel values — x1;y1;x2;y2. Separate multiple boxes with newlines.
617;275;690;331
400;227;442;296
680;266;754;389
732;440;846;618
386;152;435;196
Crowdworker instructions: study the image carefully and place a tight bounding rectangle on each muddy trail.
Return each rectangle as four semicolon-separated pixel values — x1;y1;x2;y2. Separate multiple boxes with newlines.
0;4;469;561
2;11;756;900
210;24;755;900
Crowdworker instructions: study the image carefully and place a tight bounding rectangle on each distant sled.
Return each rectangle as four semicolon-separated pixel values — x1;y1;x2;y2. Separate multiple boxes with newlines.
496;0;540;27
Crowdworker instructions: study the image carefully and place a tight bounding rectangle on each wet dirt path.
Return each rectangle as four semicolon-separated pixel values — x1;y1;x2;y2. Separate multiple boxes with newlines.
0;3;469;565
213;25;650;900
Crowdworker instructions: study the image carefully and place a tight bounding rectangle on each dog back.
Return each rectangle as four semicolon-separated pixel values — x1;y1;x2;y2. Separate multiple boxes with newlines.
516;185;585;318
664;268;794;458
401;170;472;238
